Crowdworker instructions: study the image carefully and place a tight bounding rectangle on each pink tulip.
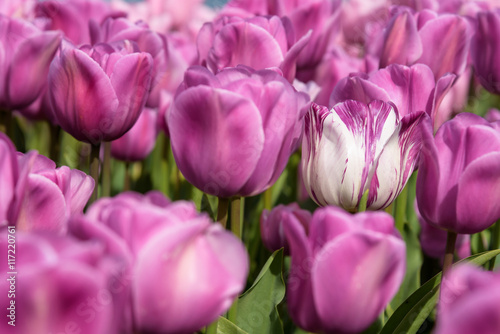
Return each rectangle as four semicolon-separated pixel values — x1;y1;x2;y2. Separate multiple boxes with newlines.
0;230;130;334
416;113;500;234
302;101;427;211
260;203;311;254
169;65;309;197
284;206;406;333
70;191;249;334
0;15;61;110
111;107;158;162
48;42;154;144
435;264;500;334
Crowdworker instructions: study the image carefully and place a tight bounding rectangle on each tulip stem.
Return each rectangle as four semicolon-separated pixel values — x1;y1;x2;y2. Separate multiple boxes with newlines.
264;187;272;211
217;197;229;228
0;109;11;137
231;196;242;239
358;189;369;212
488;220;500;270
395;184;409;233
89;143;101;205
102;142;111;197
48;123;61;164
442;231;457;277
124;162;131;191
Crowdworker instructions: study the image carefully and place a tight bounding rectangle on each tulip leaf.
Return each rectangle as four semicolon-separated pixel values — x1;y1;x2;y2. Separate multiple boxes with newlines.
216;317;249;334
380;248;500;334
234;249;285;334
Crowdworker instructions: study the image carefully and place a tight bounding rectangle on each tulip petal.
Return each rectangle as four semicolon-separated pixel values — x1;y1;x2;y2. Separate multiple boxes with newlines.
0;133;17;225
48;48;119;143
312;232;405;333
329;74;390;107
169;86;264;197
455;152;500;234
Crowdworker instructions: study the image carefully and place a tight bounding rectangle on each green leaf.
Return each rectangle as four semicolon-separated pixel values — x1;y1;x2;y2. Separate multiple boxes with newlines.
380;248;500;334
234;249;285;334
216;317;249;334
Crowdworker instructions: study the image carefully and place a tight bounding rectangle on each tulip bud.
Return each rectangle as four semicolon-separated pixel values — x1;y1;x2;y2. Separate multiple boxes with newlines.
284;206;406;333
260;203;311;254
302;101;426;211
169;65;308;198
416;113;500;234
48;43;154;144
0;16;61;110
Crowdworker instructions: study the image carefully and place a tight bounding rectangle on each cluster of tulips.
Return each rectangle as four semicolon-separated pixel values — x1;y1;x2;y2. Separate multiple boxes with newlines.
2;0;500;333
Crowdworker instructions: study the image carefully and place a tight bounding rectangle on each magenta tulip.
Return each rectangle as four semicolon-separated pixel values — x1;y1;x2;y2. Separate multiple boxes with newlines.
260;203;311;254
169;65;308;197
302;101;427;211
416;113;500;234
284;206;406;333
0;15;61;110
435;264;500;334
48;42;153;144
0;231;129;334
70;192;249;334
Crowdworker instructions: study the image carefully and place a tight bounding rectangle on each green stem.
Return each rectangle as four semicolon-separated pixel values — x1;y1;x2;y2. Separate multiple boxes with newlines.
89;143;101;205
263;187;272;211
0;109;11;137
124;162;131;192
49;123;61;164
217;197;229;228
395;185;409;233
442;231;457;278
230;196;242;239
357;189;369;212
102;142;111;197
489;220;500;270
205;319;218;334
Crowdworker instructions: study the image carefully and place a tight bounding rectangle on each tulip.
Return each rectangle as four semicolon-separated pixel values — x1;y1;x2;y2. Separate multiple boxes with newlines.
284;206;406;333
416;113;500;234
485;108;500;122
111;107;158;162
260;203;311;254
302;101;427;211
70;191;249;334
48;42;154;144
0;230;130;334
435;264;500;334
169;65;309;198
471;10;500;95
0;15;61;110
197;15;311;82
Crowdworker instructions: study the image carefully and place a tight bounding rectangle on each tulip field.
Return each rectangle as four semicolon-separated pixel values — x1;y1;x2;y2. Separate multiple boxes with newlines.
3;0;500;333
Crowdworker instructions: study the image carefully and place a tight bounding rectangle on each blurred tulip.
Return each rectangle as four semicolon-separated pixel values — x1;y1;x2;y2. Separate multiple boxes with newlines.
486;108;500;122
111;107;158;162
302;101;426;211
48;42;153;144
435;264;500;334
0;15;61;110
169;65;309;198
71;192;249;334
378;8;471;79
0;231;130;334
16;154;94;234
284;206;405;333
260;203;311;254
197;15;310;82
416;113;500;234
0;0;35;19
471;10;500;95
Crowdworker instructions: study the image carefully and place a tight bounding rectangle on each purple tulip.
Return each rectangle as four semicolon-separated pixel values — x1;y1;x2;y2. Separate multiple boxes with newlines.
435;264;500;334
0;230;130;334
284;206;406;333
471;10;500;94
70;192;249;334
0;15;61;110
416;113;500;234
302;101;427;211
48;42;153;144
377;8;471;79
16;153;94;234
111;107;158;162
197;15;310;82
260;203;311;254
169;65;309;197
486;108;500;122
